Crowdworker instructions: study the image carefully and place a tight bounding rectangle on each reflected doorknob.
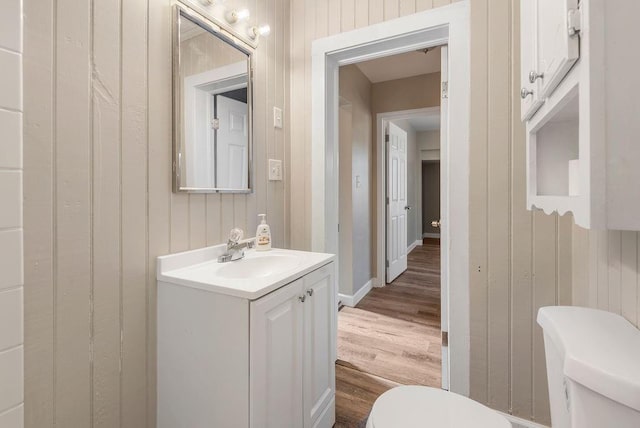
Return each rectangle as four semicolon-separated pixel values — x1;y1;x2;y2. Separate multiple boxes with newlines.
404;205;412;210
431;220;441;228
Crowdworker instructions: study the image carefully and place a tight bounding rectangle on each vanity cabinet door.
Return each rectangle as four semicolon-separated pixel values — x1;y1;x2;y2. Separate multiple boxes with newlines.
303;263;336;428
250;279;305;428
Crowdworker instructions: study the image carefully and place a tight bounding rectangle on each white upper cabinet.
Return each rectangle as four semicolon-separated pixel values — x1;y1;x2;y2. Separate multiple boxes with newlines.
520;0;580;120
536;0;580;98
521;0;640;231
520;0;544;120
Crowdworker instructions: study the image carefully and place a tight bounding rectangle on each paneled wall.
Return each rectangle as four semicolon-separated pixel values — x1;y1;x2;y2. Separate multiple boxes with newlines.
572;227;640;327
289;0;572;424
0;0;24;426
22;0;290;426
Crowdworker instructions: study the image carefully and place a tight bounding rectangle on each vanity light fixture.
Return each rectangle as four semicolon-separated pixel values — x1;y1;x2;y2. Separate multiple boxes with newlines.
226;8;250;24
248;24;271;40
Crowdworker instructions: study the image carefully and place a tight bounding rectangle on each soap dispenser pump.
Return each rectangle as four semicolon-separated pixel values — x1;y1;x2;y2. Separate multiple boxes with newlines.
255;214;272;251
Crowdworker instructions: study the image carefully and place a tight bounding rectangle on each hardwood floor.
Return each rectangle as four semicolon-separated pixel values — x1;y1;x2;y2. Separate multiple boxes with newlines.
334;239;441;427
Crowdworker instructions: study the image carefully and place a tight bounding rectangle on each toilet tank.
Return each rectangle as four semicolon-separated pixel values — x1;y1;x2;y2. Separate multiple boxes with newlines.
537;307;640;428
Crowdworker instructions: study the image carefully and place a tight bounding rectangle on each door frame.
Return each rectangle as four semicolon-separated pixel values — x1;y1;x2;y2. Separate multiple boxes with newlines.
376;107;440;287
310;2;470;394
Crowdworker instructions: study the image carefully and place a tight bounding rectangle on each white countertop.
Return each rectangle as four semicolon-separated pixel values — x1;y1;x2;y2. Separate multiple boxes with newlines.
157;245;335;300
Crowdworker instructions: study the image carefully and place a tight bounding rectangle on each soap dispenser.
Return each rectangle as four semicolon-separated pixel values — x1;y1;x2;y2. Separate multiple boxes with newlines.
255;214;272;251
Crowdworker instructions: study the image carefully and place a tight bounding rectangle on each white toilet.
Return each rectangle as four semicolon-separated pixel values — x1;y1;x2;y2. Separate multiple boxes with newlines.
366;385;510;428
538;306;640;428
367;306;640;428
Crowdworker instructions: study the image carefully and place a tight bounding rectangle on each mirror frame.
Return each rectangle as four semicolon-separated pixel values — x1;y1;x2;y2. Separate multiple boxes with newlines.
172;4;254;193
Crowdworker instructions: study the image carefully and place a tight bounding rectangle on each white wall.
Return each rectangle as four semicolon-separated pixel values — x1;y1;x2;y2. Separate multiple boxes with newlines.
0;0;24;426
418;130;440;160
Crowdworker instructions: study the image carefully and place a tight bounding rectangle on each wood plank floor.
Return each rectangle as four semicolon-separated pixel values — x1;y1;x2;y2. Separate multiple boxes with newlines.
334;239;442;427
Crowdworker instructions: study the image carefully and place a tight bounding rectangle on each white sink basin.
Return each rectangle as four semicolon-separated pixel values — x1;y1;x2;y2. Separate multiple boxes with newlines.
216;254;302;279
157;246;334;299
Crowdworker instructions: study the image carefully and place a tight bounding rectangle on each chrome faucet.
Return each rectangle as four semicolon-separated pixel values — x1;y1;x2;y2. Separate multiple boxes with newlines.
217;228;255;263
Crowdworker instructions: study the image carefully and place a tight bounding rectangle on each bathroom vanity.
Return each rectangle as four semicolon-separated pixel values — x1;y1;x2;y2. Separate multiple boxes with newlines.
156;244;336;428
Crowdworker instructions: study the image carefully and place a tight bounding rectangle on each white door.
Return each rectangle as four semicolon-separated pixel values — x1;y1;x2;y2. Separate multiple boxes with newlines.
520;0;544;121
303;263;336;428
250;279;305;428
386;122;408;283
536;0;580;98
440;46;450;391
216;94;248;189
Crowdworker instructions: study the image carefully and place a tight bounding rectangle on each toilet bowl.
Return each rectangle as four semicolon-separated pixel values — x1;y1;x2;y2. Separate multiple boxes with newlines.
365;385;511;428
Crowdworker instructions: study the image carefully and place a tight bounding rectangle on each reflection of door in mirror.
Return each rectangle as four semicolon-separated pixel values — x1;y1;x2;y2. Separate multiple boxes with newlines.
215;91;248;189
178;12;250;191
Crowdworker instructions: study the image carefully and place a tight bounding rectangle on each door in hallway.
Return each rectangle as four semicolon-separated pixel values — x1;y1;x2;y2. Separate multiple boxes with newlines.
386;122;408;282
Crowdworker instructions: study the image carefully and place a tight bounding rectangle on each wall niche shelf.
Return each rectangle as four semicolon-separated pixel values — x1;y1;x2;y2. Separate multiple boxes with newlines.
521;0;640;230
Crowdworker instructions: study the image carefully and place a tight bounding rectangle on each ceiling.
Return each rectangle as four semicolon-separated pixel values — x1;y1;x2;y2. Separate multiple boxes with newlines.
405;114;440;132
355;46;441;83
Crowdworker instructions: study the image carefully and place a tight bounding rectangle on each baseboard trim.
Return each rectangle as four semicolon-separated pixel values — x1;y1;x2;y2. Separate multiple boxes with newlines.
338;279;373;307
422;232;441;239
407;239;423;253
496;412;549;428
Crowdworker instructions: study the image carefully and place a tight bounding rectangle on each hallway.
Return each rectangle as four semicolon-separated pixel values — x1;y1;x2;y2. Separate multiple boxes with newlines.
335;239;442;427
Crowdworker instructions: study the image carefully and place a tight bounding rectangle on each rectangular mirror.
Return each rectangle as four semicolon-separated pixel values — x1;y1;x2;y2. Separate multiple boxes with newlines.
173;5;253;193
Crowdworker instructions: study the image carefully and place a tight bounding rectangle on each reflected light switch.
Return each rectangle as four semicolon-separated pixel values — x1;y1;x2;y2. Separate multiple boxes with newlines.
269;159;283;181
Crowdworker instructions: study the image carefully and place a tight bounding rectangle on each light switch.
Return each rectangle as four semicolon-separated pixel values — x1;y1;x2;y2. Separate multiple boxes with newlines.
269;159;283;181
273;107;283;129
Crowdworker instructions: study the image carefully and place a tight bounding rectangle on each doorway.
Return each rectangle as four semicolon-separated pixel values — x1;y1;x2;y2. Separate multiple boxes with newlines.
310;0;471;411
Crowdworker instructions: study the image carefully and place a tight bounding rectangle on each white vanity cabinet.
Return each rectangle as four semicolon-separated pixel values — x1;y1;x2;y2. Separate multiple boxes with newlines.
521;0;640;230
157;246;336;428
251;263;336;428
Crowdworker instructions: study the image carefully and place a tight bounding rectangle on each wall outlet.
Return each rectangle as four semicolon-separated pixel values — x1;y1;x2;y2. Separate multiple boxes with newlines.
268;159;283;181
273;107;283;129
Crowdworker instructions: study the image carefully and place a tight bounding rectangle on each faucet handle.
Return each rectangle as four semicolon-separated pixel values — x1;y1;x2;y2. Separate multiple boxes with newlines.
228;228;244;244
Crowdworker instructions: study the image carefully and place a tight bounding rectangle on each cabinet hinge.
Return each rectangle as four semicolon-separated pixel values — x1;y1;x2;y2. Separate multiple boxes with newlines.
385;133;389;143
386;196;389;205
442;331;449;347
385;260;389;268
568;7;582;37
441;81;448;99
211;117;220;130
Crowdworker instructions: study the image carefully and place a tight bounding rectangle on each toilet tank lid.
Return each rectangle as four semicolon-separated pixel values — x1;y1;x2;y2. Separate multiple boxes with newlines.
537;306;640;412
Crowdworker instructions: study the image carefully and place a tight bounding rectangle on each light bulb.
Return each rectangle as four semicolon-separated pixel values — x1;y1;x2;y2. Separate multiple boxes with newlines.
249;24;271;40
257;24;270;36
226;8;250;24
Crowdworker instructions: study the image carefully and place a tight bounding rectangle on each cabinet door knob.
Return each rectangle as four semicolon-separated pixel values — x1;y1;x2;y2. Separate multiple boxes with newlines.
431;220;441;228
528;71;544;83
520;88;534;99
299;295;306;303
307;289;314;297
